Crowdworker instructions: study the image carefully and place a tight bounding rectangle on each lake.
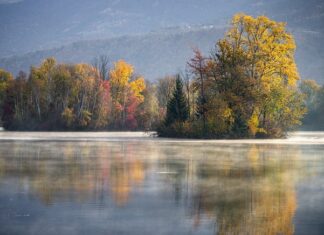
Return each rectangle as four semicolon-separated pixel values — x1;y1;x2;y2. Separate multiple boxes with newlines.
0;132;324;235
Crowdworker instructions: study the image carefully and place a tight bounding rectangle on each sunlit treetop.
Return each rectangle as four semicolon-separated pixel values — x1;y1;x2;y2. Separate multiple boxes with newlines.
109;60;146;103
220;13;299;87
110;60;134;88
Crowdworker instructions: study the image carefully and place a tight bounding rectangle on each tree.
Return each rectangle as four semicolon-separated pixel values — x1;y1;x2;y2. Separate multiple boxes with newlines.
11;71;29;126
109;60;146;129
195;14;305;138
214;14;303;137
92;55;110;81
91;79;111;129
299;80;321;110
188;49;208;129
0;69;13;125
156;76;176;117
136;82;160;130
159;14;305;138
299;80;324;130
182;70;194;118
165;75;189;126
1;58;151;131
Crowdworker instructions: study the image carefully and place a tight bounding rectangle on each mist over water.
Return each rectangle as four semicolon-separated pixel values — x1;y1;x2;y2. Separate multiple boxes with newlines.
1;131;324;144
0;132;324;234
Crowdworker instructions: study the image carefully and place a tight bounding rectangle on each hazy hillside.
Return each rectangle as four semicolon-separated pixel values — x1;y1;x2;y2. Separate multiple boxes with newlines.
0;0;323;81
1;0;323;56
0;26;225;80
0;0;252;56
0;25;323;82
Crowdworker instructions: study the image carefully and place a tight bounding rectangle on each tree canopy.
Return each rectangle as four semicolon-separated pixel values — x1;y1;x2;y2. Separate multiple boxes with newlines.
157;14;306;138
0;58;154;130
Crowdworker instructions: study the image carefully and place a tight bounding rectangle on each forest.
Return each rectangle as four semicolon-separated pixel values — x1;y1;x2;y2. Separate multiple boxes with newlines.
0;14;323;137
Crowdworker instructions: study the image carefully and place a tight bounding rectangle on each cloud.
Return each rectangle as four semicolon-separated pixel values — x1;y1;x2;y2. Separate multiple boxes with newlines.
0;0;23;5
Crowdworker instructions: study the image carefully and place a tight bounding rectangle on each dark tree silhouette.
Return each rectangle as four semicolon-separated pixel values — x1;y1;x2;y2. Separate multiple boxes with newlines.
165;75;189;126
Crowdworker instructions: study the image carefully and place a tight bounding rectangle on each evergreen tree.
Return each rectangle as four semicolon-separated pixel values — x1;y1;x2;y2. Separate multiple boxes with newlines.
165;75;189;126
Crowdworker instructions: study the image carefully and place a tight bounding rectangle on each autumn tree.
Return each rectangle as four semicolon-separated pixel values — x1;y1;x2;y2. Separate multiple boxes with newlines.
220;14;305;137
28;57;56;121
156;76;176;116
188;49;208;130
109;60;146;129
0;69;14;126
136;82;160;130
158;14;305;138
182;71;192;117
92;55;110;81
11;71;29;127
202;14;304;137
0;57;153;131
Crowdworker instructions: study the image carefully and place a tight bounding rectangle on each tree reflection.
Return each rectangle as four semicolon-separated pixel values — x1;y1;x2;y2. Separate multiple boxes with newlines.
0;142;146;206
110;158;145;206
190;145;300;235
0;141;309;235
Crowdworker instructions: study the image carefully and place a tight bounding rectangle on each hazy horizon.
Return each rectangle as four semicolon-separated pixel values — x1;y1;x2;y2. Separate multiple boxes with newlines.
1;0;324;81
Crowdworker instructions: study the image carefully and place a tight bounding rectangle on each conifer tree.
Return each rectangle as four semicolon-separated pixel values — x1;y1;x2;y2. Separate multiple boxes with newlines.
165;75;189;126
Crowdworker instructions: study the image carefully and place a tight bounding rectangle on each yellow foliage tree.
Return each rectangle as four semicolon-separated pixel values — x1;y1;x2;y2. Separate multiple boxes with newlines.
213;14;305;137
0;69;13;124
109;60;146;128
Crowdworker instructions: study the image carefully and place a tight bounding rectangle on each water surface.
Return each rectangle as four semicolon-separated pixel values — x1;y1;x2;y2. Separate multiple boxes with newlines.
0;132;324;235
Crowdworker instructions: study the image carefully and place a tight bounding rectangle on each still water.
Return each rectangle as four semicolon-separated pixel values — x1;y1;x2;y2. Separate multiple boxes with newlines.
0;132;324;235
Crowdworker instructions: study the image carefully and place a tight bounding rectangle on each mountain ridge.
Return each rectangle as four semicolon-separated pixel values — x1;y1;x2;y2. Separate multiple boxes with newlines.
1;25;323;83
0;0;323;82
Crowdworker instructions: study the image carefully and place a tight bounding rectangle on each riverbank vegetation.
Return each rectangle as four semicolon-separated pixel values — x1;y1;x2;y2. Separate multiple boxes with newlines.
0;60;160;130
0;14;319;137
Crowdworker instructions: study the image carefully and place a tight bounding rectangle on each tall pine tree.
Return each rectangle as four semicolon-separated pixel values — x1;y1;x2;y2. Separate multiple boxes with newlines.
165;75;189;126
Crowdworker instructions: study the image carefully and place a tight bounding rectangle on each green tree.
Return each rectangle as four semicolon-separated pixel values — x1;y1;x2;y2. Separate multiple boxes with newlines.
299;80;324;130
299;80;321;111
165;75;189;126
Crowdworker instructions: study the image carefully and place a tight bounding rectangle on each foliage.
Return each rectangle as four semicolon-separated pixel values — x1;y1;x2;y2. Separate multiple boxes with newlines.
136;82;161;130
165;75;189;125
158;14;306;138
0;14;310;138
299;80;324;130
109;60;146;129
0;69;13;125
0;58;149;130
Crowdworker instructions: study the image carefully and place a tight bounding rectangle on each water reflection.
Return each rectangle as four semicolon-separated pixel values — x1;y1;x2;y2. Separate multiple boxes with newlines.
0;142;149;206
0;140;323;235
190;145;299;235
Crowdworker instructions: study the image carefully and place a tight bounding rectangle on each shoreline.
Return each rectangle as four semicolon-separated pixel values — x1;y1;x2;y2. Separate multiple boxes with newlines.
0;131;323;145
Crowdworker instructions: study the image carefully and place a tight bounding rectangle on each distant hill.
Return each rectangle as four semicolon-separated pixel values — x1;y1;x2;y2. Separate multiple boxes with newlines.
0;0;323;82
0;25;323;82
0;0;256;56
1;0;323;57
0;26;225;80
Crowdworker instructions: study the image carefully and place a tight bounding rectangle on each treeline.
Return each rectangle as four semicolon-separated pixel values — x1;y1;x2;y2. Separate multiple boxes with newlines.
0;59;162;130
0;14;320;137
